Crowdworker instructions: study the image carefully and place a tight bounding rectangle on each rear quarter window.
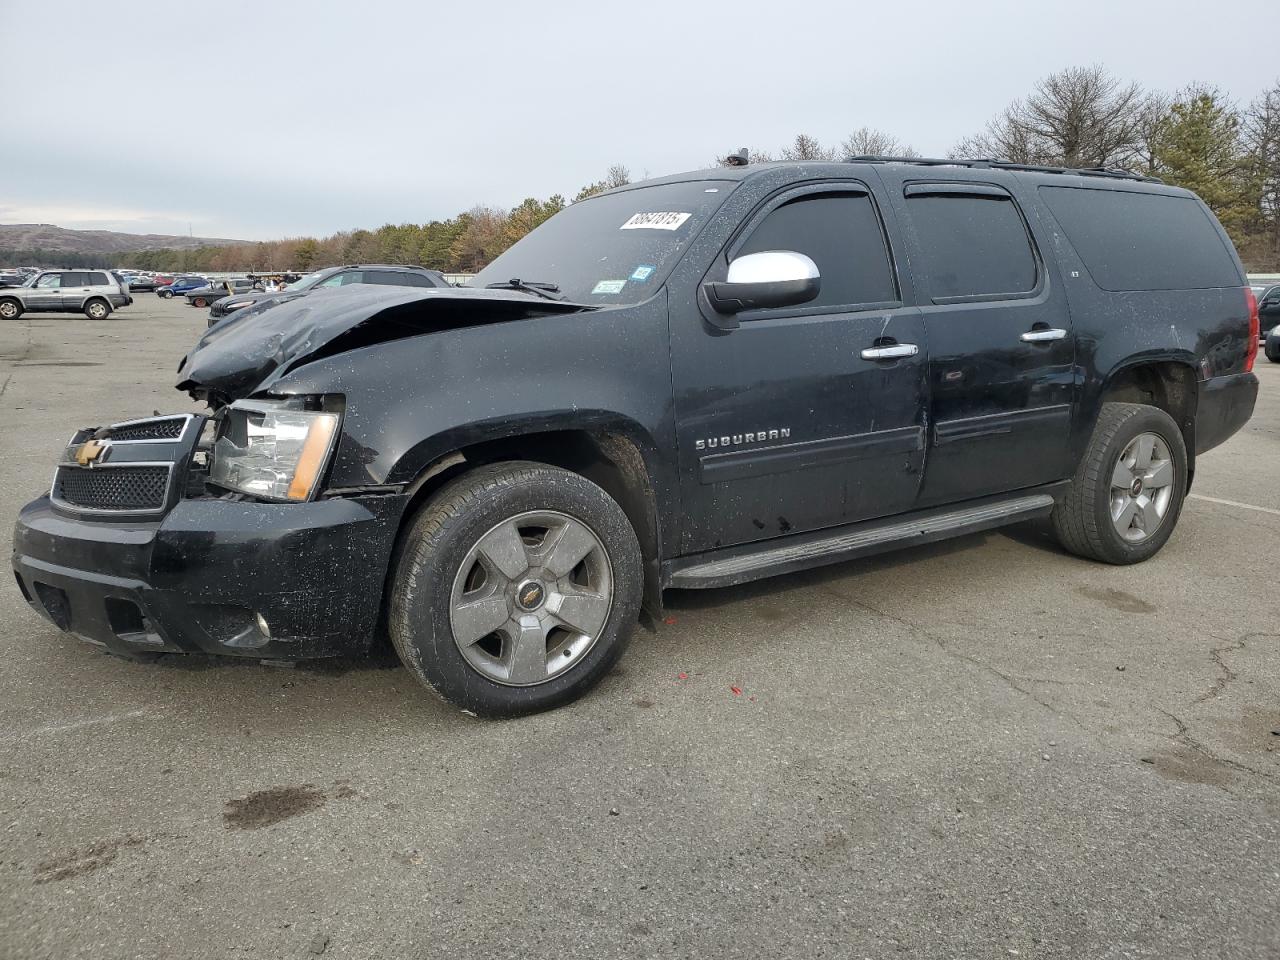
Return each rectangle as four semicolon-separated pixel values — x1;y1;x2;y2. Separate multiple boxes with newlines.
87;272;109;285
1038;186;1241;291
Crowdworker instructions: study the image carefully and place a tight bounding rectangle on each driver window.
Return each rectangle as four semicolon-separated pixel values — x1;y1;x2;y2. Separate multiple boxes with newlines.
737;193;897;310
36;274;62;288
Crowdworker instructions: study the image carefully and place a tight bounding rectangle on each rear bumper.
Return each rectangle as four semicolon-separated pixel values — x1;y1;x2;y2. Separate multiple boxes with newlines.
1195;372;1258;455
12;493;408;659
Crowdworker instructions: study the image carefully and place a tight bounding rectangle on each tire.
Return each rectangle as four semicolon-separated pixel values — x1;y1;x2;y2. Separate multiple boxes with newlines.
158;289;172;299
1052;402;1188;565
83;299;111;320
0;297;22;321
1266;341;1280;363
388;462;643;717
191;297;207;308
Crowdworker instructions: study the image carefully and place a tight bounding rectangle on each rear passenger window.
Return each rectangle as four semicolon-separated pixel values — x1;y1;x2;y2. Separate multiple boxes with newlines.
1038;187;1240;291
367;271;425;287
736;192;897;309
87;272;109;285
61;272;88;286
905;190;1037;300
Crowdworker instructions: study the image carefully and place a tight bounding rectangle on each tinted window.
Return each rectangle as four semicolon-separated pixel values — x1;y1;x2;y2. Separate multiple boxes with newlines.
906;192;1037;299
1038;187;1240;291
368;271;433;287
87;272;109;285
61;272;88;286
736;193;896;309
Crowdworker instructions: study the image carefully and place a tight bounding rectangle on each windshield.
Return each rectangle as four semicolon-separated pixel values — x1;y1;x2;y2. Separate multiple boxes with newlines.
473;179;735;305
287;272;323;291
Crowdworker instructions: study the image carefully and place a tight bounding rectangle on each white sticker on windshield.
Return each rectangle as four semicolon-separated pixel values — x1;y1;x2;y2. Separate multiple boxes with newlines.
592;279;627;295
620;212;691;231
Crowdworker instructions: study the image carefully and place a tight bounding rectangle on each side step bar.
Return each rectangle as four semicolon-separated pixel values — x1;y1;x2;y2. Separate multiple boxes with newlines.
664;492;1057;590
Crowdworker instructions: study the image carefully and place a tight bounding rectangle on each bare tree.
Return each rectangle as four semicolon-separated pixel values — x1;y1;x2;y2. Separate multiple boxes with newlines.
780;134;838;161
1243;81;1280;264
951;66;1151;168
840;127;918;158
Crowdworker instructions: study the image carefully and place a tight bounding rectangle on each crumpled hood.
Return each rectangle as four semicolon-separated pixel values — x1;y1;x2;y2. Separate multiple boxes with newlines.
176;284;594;404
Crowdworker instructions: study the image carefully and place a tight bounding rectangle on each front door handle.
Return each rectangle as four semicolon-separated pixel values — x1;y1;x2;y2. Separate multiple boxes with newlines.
861;343;919;360
1020;328;1067;342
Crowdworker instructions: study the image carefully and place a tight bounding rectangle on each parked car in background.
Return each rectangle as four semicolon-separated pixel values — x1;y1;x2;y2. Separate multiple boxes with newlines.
0;269;132;320
126;275;159;292
184;278;256;307
0;272;27;287
156;276;209;299
152;274;176;288
205;263;449;325
1255;283;1280;341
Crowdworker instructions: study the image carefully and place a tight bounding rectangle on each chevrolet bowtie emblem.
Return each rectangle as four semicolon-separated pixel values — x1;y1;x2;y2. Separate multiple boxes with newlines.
75;439;108;466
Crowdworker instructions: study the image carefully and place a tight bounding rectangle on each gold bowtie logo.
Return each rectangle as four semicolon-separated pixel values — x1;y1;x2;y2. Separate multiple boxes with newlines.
75;439;107;466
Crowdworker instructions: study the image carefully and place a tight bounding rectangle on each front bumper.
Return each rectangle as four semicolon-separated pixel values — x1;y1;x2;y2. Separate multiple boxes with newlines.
1195;372;1258;455
13;493;408;659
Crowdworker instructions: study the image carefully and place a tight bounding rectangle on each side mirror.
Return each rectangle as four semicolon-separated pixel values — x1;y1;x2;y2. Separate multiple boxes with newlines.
704;250;821;316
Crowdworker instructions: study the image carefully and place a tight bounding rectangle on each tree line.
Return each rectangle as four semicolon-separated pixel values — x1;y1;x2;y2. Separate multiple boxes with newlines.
9;68;1280;273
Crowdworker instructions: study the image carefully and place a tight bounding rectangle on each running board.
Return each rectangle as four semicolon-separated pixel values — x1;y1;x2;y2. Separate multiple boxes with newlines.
664;492;1057;590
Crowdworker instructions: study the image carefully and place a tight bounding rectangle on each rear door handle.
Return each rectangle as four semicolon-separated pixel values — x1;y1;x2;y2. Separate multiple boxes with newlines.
1020;328;1067;342
861;343;919;360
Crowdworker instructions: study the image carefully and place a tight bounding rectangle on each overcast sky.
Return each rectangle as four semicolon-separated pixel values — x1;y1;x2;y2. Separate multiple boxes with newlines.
3;0;1277;241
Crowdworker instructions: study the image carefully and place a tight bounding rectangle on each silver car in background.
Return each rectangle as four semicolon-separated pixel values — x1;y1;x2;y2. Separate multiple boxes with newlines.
0;269;133;320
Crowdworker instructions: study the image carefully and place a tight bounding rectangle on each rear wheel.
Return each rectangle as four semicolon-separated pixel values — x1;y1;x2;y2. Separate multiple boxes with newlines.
388;462;642;716
84;299;111;320
1266;340;1280;363
1052;402;1187;564
0;298;21;320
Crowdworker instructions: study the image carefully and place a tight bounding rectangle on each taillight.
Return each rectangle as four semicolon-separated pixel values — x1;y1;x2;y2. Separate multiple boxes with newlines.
1245;286;1259;373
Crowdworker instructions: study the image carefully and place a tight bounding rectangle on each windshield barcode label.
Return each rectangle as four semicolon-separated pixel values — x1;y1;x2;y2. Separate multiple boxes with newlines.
620;212;691;231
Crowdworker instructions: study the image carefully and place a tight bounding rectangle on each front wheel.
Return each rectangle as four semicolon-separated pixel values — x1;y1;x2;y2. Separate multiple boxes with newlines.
388;462;643;716
84;299;111;320
158;289;172;299
1052;402;1188;564
1266;340;1280;363
0;298;22;320
191;296;207;307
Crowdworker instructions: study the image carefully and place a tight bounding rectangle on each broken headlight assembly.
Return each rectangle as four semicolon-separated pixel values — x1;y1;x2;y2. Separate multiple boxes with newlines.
209;399;340;502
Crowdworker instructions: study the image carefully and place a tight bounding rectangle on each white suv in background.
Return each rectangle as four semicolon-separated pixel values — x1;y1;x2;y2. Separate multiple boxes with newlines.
0;269;133;320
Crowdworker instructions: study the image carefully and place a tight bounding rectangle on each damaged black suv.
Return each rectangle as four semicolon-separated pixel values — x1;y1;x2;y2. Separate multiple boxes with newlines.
12;157;1259;716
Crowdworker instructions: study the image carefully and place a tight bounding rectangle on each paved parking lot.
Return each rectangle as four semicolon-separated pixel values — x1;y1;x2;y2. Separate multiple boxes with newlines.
1;295;1278;959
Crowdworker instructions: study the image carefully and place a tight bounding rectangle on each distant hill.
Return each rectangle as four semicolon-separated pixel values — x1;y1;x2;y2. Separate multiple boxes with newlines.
0;223;246;255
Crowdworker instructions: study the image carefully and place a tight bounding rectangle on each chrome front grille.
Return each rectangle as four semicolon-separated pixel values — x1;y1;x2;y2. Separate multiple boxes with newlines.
50;414;204;518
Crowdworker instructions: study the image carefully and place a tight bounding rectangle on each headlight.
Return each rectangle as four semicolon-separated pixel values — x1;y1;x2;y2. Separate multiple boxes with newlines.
224;299;251;310
209;399;340;501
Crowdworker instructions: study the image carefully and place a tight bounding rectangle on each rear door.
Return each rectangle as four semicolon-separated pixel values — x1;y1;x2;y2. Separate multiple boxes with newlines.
86;271;113;302
670;181;929;553
876;171;1075;506
61;272;91;309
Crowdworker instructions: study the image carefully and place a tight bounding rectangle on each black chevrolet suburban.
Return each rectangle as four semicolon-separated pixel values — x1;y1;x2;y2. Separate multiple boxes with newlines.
12;157;1259;716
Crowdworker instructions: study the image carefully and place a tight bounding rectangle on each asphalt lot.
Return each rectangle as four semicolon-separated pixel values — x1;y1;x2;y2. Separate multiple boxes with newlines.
1;294;1278;960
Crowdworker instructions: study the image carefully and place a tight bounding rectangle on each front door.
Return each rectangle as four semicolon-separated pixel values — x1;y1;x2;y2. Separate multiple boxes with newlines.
25;272;63;310
876;173;1075;507
670;183;929;555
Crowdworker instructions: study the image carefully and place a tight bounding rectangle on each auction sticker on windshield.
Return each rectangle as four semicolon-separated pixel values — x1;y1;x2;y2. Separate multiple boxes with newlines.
620;212;691;231
592;280;627;295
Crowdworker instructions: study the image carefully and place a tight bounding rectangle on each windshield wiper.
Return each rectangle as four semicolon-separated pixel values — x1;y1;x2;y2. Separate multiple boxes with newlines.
484;279;565;301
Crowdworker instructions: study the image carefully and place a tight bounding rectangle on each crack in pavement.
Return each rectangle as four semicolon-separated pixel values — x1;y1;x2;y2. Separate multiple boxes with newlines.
1194;632;1279;705
822;586;1089;732
1155;707;1280;787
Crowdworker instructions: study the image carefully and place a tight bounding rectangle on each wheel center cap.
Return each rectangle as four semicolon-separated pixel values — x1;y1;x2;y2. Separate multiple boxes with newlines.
1131;477;1144;497
516;579;546;611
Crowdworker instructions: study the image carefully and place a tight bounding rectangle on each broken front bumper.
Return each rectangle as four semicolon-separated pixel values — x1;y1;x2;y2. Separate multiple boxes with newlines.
12;493;407;660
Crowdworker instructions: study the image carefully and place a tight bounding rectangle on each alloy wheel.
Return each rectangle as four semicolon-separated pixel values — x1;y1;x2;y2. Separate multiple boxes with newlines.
449;510;613;686
1109;432;1175;542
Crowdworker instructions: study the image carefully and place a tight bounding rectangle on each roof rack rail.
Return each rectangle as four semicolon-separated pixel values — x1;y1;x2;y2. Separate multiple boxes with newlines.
845;155;1162;184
